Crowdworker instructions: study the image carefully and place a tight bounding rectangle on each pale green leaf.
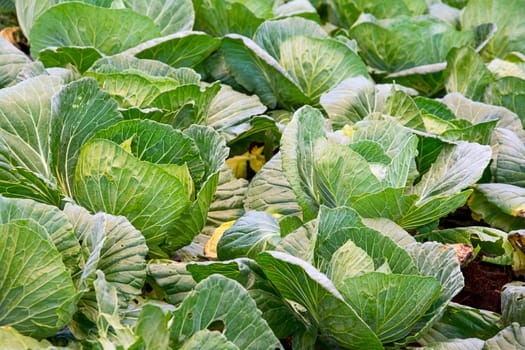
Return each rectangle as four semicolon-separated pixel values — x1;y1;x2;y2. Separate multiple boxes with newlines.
485;323;525;349
170;274;283;349
217;34;309;109
179;330;239;350
0;195;80;273
446;47;494;101
256;251;383;349
0;75;62;178
468;186;525;231
0;37;30;88
187;258;301;339
320;76;379;126
461;0;525;59
0;220;77;338
245;152;302;217
326;240;374;287
193;0;264;37
127;31;220;68
29;2;161;57
147;260;196;305
123;0;194;35
217;211;281;260
207;84;267;136
135;304;171;350
419;302;502;344
340;272;441;343
38;46;103;73
493;128;525;186
315;206;419;275
279;36;369;104
51;78;122;198
74;138;191;251
253;17;327;61
350;16;474;73
410;142;492;202
0;327;56;349
63;203;147;299
501;282;525;326
441;93;525;142
281;106;326;220
474;183;525;218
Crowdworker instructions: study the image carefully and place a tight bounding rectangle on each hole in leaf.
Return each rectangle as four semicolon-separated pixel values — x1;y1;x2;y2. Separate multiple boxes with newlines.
207;320;225;333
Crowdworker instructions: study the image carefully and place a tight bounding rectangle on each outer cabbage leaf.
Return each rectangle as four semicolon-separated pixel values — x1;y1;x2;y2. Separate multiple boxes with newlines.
445;47;494;101
253;17;328;61
401;242;465;345
201;163;248;237
410;142;491;202
147;260;196;305
279;36;370;104
339;272;441;344
484;323;525;349
501;282;525;326
193;0;265;37
170;274;283;349
441;93;525;142
320;77;380;126
85;55;202;109
0;36;30;88
29;2;161;57
149;82;221;128
244;152;302;217
126;31;220;68
328;0;427;27
485;76;525;124
0;195;80;272
350;16;474;73
256;251;383;350
0;75;62;179
187;258;301;339
0;76;64;204
63;203;147;299
0;327;59;349
312;138;383;207
123;0;194;35
216;34;310;109
461;0;525;59
492;128;525;186
419;302;502;344
0;220;77;338
468;185;525;231
314;206;419;275
207;84;267;139
179;330;239;350
51;78;122;198
280;106;326;220
38;46;103;73
326;240;375;287
217;211;280;260
74;138;190;252
473;184;525;219
409;339;484;349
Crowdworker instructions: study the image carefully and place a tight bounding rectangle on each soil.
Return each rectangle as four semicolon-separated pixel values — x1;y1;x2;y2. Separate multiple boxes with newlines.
453;257;514;313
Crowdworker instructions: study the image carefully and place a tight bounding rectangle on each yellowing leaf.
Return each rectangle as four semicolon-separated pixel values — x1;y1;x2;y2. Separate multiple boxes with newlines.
226;146;266;178
204;221;235;259
120;135;134;153
226;154;250;178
